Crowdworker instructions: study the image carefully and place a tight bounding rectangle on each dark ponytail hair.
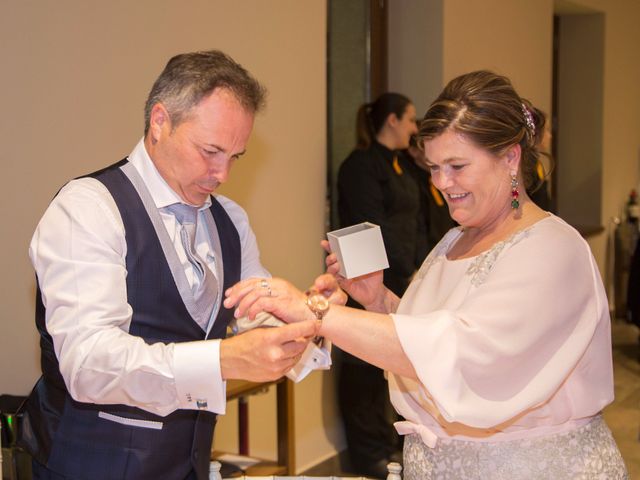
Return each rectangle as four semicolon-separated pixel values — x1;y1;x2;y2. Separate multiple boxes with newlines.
356;92;412;149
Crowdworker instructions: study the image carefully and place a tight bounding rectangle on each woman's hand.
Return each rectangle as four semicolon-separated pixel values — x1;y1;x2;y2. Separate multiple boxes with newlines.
312;273;347;306
321;240;387;311
224;277;314;325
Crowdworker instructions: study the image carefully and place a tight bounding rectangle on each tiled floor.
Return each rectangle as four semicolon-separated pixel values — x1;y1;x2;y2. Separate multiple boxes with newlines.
305;319;640;478
604;319;640;478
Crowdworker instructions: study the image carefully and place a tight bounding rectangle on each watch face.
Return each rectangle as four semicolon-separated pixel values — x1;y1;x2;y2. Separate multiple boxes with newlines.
311;294;329;311
307;291;329;314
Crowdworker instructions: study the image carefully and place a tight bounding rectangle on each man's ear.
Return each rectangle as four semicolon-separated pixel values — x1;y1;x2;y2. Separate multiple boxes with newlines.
148;103;171;143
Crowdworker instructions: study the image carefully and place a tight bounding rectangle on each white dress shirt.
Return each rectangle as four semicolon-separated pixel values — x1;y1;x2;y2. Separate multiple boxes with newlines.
29;139;269;417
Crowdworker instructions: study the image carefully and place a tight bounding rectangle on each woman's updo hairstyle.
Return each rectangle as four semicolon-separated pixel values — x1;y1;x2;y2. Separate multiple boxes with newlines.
356;92;412;149
418;70;545;189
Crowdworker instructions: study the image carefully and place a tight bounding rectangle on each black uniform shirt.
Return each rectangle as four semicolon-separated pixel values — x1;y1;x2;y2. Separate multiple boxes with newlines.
338;141;424;295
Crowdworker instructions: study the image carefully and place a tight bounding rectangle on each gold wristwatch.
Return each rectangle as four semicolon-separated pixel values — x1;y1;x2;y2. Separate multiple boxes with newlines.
305;289;330;321
305;289;329;345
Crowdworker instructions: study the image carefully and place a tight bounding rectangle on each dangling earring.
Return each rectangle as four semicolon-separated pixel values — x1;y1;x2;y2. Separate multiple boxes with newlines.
511;173;520;209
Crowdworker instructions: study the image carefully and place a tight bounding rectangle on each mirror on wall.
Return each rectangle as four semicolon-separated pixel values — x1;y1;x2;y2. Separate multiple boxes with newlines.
553;6;605;231
327;0;387;231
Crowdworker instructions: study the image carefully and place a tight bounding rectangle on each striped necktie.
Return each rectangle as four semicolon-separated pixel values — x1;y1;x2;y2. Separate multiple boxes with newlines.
166;203;218;330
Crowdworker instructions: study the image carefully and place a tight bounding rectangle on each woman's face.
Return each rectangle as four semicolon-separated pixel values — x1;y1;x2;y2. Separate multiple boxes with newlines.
390;104;418;150
423;129;517;229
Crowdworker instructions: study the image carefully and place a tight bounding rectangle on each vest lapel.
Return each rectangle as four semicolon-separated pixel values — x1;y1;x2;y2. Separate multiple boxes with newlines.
120;162;207;332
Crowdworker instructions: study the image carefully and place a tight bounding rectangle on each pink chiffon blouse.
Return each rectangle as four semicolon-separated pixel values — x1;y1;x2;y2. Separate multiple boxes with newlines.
389;215;614;447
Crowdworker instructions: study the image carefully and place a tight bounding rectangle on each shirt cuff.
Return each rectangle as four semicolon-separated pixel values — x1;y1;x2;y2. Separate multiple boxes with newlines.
285;341;332;382
173;339;226;414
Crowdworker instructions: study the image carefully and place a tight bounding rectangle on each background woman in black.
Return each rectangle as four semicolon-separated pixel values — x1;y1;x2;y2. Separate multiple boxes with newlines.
336;93;422;478
338;93;423;295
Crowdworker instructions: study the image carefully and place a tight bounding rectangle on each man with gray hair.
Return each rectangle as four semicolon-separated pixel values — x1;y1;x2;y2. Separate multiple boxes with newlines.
20;50;316;480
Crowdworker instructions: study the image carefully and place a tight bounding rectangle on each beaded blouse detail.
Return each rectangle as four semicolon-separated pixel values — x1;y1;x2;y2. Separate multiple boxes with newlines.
416;227;531;286
466;230;530;286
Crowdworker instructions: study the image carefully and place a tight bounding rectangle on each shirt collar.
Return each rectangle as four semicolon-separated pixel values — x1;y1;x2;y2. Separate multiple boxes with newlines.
372;140;397;160
127;138;212;211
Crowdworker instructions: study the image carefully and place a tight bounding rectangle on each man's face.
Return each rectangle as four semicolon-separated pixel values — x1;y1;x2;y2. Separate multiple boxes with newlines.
146;88;254;206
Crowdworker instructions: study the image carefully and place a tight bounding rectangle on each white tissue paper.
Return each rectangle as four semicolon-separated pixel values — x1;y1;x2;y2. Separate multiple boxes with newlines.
230;312;331;382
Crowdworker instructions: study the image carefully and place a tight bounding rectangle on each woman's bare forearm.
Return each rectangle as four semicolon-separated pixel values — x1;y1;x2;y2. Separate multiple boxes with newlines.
363;288;401;314
320;304;417;379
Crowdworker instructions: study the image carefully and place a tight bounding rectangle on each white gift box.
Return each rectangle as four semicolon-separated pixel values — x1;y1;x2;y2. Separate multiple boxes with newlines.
327;222;389;279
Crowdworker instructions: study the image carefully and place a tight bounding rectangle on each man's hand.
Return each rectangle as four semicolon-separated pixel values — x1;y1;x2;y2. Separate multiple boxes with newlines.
224;277;312;323
219;320;317;382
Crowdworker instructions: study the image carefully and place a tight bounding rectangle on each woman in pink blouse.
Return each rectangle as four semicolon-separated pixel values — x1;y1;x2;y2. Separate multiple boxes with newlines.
225;71;628;479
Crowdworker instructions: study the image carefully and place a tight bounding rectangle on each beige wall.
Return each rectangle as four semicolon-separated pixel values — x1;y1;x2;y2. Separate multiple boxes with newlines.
0;0;339;472
442;0;554;115
390;0;553;115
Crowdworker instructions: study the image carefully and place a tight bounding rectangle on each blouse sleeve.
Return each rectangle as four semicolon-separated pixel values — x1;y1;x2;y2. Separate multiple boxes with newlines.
391;222;609;428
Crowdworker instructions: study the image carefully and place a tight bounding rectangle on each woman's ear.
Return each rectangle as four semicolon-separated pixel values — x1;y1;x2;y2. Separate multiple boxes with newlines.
387;113;400;128
505;143;522;171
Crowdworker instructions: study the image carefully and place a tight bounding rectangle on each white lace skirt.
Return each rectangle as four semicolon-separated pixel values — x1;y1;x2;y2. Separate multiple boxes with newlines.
402;416;628;479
